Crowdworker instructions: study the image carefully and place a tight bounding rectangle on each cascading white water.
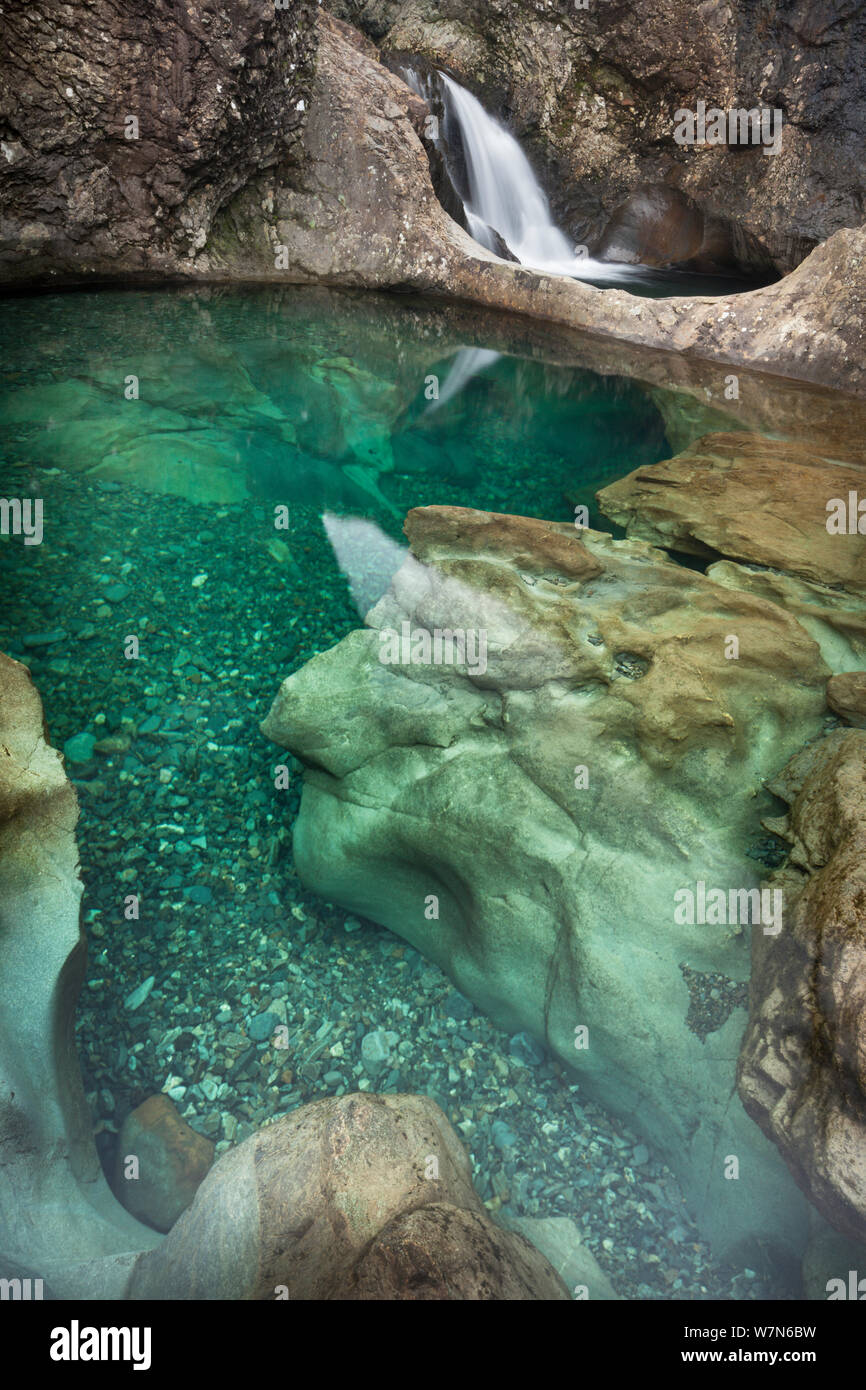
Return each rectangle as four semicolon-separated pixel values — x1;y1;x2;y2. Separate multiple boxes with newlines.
438;74;580;273
405;65;647;284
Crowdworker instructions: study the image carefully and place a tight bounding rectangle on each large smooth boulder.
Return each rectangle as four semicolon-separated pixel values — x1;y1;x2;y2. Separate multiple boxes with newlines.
262;504;835;1263
128;1093;569;1300
738;732;866;1245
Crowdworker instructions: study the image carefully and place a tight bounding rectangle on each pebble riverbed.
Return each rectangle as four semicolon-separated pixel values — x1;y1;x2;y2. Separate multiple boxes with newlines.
0;468;795;1301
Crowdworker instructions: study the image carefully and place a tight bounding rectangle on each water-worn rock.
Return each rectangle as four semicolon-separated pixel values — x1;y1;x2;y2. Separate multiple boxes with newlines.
598;433;866;594
114;1095;215;1234
127;1093;569;1299
826;673;866;729
707;563;866;675
738;731;866;1244
498;1214;620;1300
262;503;835;1263
334;0;865;274
3;7;865;395
0;653;158;1294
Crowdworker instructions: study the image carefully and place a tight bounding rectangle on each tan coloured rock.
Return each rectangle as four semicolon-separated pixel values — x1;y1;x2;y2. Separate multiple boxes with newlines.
127;1093;568;1299
826;672;866;729
263;503;833;1263
598;433;866;593
738;730;866;1243
114;1095;215;1234
707;563;866;674
0;653;158;1296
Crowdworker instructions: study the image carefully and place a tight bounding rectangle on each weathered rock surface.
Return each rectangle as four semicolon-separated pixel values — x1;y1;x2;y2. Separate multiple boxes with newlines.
114;1095;215;1234
826;672;866;729
2;7;865;395
598;433;866;593
335;0;866;273
0;0;316;285
262;503;838;1262
0;653;158;1295
738;731;866;1244
707;563;866;675
212;11;866;395
498;1214;620;1300
128;1092;568;1299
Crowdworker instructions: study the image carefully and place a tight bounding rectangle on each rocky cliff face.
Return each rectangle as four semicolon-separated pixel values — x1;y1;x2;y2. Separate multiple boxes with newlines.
2;5;865;393
0;0;316;284
331;0;866;273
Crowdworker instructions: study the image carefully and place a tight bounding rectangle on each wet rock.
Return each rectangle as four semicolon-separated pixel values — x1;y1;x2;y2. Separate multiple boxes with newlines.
126;1093;568;1299
598;433;866;595
738;730;866;1244
247;1012;279;1043
63;732;96;763
263;503;831;1263
361;1027;393;1075
114;1095;215;1235
509;1033;547;1068
124;976;155;1012
826;672;866;729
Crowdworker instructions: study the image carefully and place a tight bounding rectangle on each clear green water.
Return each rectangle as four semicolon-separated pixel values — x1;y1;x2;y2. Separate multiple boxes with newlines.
0;284;792;1300
0;284;672;532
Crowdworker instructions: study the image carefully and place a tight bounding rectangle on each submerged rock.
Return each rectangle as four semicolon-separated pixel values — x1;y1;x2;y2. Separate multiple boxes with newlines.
738;731;866;1244
114;1096;215;1235
0;653;158;1294
262;503;834;1263
127;1092;569;1300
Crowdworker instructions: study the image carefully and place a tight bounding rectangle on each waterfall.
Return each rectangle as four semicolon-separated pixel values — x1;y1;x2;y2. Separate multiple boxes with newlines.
438;74;579;272
404;66;647;284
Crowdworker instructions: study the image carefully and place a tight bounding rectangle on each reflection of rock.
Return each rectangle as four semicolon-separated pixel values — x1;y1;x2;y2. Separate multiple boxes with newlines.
598;433;866;593
0;653;159;1295
826;672;866;729
114;1096;215;1235
128;1093;568;1300
262;503;834;1263
738;732;866;1244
